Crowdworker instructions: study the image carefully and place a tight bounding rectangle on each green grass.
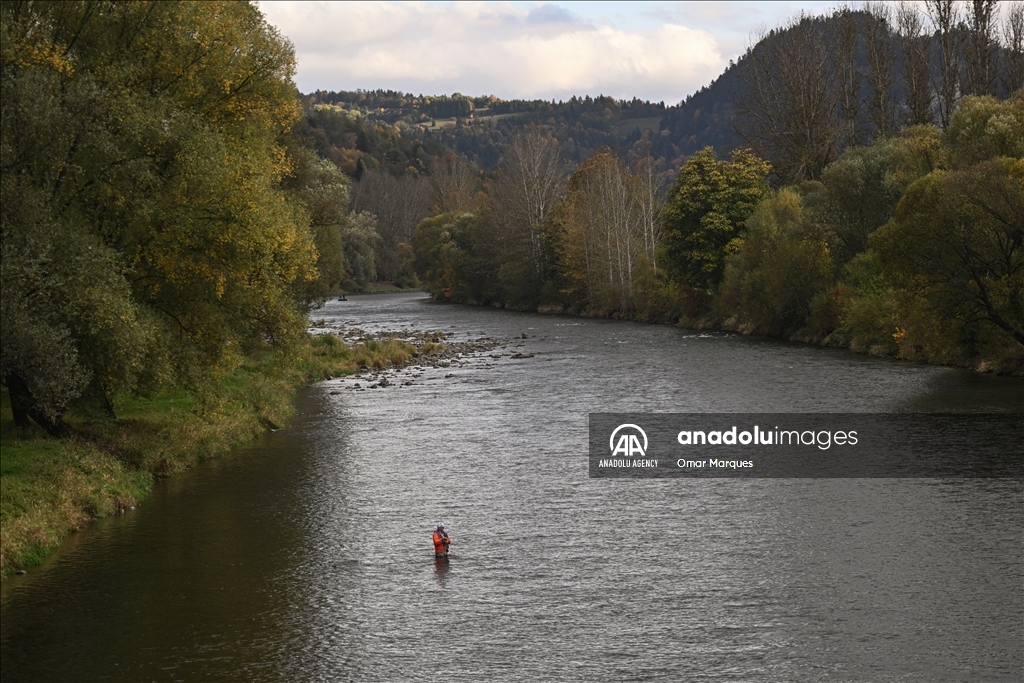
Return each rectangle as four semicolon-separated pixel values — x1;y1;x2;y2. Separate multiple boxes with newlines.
0;333;416;577
0;407;151;571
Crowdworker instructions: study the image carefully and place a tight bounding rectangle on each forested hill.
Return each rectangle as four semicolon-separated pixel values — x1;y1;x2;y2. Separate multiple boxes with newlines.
303;91;686;171
301;6;1022;181
300;77;740;176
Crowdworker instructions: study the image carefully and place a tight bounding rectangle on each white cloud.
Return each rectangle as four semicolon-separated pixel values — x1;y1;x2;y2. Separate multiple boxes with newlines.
259;1;726;103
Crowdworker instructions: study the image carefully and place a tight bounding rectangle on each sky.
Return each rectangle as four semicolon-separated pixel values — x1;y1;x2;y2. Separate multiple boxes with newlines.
257;1;843;105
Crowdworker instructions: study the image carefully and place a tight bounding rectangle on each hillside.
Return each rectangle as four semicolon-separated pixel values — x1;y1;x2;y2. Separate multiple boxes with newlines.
301;6;1022;182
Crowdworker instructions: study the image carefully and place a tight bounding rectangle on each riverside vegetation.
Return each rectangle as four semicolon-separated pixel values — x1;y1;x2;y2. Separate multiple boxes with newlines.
0;2;419;575
411;94;1024;375
1;334;423;575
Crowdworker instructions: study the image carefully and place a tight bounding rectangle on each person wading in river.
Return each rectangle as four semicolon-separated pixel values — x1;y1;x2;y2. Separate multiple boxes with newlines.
432;523;452;558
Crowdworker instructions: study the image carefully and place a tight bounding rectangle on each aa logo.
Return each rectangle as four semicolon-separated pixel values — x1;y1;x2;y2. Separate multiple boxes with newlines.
610;424;648;457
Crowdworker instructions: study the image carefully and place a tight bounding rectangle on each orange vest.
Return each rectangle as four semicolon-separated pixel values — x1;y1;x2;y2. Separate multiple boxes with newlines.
432;531;450;554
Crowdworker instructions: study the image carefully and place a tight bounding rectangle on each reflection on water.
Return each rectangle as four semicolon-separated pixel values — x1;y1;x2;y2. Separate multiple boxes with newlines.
2;293;1022;682
434;556;451;589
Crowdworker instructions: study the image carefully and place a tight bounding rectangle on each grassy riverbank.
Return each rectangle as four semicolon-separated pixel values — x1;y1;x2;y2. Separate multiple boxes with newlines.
0;333;415;577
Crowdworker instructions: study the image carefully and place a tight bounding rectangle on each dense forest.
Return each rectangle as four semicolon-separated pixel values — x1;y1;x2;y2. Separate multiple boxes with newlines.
2;0;1023;444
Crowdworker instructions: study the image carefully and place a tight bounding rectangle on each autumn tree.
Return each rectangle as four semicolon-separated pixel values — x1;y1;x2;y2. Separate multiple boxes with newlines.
489;128;565;304
630;147;666;274
1;1;317;432
872;95;1024;351
557;151;652;312
660;148;771;292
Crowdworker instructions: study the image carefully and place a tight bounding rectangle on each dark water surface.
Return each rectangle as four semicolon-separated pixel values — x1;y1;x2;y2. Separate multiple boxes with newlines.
2;293;1022;682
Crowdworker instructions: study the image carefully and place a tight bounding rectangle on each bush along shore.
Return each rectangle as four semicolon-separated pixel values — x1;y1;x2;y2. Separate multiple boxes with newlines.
0;333;434;577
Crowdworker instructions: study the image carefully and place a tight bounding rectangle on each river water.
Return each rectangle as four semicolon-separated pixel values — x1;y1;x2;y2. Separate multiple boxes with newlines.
2;292;1022;682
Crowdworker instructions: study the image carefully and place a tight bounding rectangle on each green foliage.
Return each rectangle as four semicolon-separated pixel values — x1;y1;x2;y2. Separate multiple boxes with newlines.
629;256;698;324
1;1;325;431
660;148;771;291
283;147;350;306
412;211;502;303
412;213;463;300
872;158;1024;351
341;212;380;290
832;251;902;355
0;174;152;431
944;92;1024;165
707;94;1022;371
1;331;417;575
716;188;834;336
864;95;1024;365
816;128;943;263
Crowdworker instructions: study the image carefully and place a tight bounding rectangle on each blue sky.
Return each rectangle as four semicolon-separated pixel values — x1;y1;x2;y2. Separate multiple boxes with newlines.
258;1;847;104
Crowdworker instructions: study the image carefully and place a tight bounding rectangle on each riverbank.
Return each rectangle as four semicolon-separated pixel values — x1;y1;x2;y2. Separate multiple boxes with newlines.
466;297;1024;377
0;333;424;577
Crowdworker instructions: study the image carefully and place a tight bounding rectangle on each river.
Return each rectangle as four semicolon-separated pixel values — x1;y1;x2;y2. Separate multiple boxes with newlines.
2;292;1022;682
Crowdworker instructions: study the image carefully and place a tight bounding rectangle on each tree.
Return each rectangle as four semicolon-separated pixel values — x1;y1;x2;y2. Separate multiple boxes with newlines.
927;0;962;129
963;0;999;97
864;2;899;139
736;15;842;182
489;128;565;304
0;178;143;433
1002;2;1024;95
872;96;1024;350
818;127;943;263
716;187;834;337
430;153;480;213
660;148;771;292
411;210;498;303
896;1;934;126
352;169;430;281
340;213;380;290
874;159;1024;348
630;146;666;273
557;150;649;312
283;147;350;306
1;1;316;431
831;7;862;146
